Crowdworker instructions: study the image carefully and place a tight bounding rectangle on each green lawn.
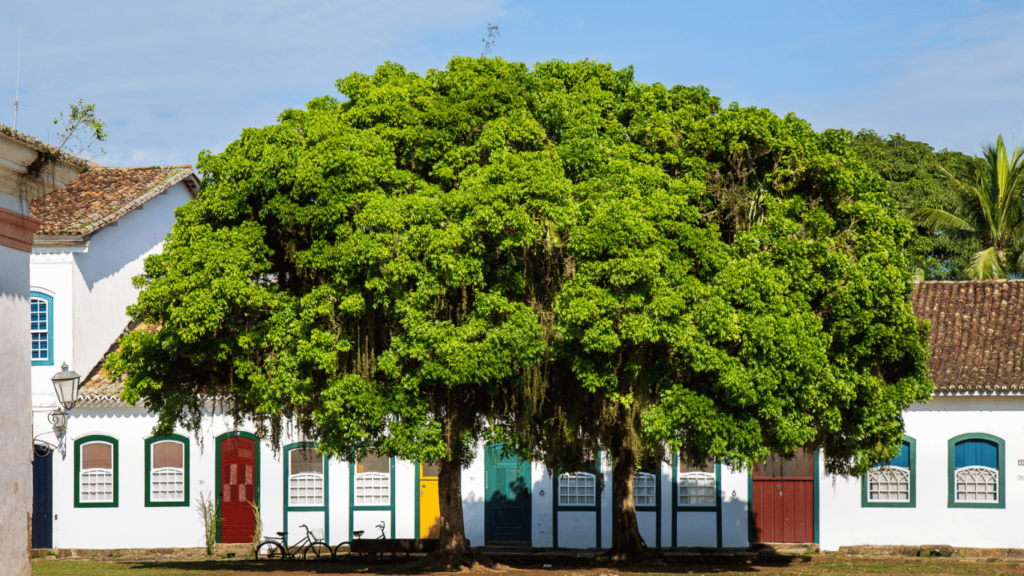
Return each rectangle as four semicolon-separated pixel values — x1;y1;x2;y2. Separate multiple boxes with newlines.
30;556;1024;576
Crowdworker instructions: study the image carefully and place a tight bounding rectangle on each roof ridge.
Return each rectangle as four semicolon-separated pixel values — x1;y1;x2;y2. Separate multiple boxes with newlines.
93;164;193;171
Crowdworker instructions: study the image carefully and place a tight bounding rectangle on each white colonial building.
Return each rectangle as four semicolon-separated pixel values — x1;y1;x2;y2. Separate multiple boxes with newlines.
1;125;87;574
26;169;1024;553
28;164;198;550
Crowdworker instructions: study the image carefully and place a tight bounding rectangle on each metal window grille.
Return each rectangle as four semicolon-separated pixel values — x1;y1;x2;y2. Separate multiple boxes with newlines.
867;466;910;502
355;472;390;505
634;472;656;506
678;471;715;506
30;298;48;361
559;472;596;505
955;466;998;502
289;473;325;506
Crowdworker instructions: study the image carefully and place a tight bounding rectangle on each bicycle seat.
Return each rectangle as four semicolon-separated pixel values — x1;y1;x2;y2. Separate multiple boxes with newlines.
353;530;364;538
276;531;287;537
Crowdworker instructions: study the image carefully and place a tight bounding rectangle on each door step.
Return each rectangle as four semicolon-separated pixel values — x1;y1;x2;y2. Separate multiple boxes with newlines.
481;541;533;553
750;542;819;555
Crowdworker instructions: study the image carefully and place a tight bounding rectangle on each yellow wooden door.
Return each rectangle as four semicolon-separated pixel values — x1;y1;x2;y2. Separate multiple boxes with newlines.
419;463;440;539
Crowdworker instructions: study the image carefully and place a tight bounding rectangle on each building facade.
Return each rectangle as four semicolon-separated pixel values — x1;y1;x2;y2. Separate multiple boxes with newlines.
28;165;197;552
1;126;87;574
26;168;1024;552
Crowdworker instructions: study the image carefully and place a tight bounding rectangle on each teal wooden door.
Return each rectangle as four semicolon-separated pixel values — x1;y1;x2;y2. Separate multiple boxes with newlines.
484;444;531;542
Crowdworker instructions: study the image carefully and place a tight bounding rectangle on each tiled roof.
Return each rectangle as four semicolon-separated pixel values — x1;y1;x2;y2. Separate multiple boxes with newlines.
30;165;198;235
910;281;1024;393
0;124;92;171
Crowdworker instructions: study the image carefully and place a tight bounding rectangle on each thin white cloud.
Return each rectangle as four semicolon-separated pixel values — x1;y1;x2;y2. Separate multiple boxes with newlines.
1;0;508;167
764;4;1024;154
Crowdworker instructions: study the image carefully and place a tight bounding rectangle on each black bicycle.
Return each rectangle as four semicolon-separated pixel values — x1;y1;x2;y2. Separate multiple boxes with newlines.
333;520;386;559
256;523;334;561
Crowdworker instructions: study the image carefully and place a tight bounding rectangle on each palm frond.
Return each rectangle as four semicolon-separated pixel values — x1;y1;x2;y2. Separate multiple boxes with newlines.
966;246;1005;280
911;206;975;233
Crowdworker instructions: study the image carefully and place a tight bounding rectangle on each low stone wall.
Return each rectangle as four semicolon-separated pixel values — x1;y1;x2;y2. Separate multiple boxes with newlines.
31;543;252;561
838;544;1024;559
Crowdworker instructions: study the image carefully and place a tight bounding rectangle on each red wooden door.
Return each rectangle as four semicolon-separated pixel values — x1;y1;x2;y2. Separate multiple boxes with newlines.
752;449;814;543
219;436;256;543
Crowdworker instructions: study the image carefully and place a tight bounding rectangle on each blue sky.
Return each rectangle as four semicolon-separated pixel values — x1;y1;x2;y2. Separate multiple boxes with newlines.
2;0;1022;167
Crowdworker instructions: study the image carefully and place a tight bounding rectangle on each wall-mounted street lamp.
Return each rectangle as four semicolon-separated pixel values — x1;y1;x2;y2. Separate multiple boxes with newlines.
38;362;81;458
51;362;81;411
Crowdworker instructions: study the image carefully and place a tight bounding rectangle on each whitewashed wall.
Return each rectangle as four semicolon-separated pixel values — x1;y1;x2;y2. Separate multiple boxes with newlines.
820;395;1024;551
29;182;193;445
0;242;33;576
71;183;192;377
721;466;749;548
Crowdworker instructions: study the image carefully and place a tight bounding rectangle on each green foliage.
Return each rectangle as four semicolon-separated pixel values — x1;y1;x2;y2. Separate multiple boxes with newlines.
848;130;974;280
910;135;1024;279
53;99;107;157
106;56;931;489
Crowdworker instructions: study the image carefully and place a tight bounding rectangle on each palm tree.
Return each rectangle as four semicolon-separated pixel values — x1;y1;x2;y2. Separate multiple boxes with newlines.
913;135;1024;279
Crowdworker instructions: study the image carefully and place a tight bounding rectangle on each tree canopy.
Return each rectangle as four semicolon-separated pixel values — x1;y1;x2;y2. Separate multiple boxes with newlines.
910;134;1024;279
848;130;974;280
108;57;933;562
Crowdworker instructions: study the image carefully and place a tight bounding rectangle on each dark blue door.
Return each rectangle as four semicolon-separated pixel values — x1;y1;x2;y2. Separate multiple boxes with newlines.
32;445;53;549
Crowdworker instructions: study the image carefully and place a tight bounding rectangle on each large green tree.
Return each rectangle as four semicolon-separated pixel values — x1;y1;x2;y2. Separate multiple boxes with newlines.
108;57;932;564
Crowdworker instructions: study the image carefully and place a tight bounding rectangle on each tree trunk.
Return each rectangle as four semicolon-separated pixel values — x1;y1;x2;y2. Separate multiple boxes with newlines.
430;455;474;565
604;439;654;562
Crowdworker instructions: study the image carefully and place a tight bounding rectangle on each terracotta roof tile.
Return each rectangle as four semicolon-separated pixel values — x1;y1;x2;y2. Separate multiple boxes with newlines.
0;123;92;171
30;165;197;235
910;280;1024;393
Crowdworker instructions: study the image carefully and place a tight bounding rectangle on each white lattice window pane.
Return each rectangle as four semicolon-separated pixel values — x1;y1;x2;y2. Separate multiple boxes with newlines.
290;473;324;506
355;472;390;505
80;442;114;503
867;466;911;502
559;472;596;505
955;466;998;502
81;469;114;502
634;472;656;506
150;441;185;502
151;468;185;501
678;472;715;506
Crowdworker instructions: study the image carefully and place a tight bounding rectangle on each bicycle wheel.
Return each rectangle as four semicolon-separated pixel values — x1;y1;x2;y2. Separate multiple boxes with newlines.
332;541;352;559
256;540;286;560
303;541;335;561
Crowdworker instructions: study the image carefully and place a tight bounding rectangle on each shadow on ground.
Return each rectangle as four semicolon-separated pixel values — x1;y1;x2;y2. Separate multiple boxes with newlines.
114;555;815;574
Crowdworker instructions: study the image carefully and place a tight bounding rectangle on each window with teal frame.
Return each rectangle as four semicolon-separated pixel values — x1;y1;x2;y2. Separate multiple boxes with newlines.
283;442;329;544
862;436;915;508
30;292;53;366
949;433;1005;509
75;435;118;508
145;435;190;507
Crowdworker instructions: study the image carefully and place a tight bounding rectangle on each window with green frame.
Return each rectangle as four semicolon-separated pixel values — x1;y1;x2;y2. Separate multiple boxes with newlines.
145;435;190;507
862;436;915;507
30;291;53;366
75;435;118;508
949;433;1005;509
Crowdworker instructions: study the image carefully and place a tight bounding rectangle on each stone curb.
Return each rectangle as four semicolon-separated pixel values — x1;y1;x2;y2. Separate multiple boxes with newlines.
837;544;1024;559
